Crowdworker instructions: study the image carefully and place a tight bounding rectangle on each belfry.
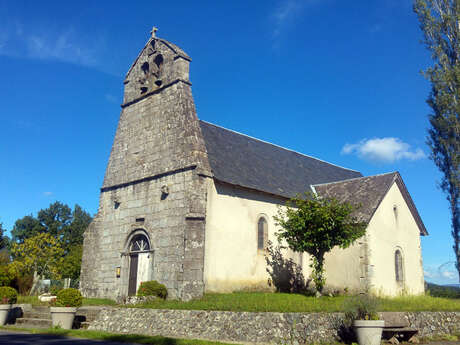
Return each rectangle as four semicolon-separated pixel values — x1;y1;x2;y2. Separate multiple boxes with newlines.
80;29;211;301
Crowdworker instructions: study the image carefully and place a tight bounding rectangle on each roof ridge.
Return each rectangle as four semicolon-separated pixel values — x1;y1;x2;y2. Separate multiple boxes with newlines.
311;171;398;187
199;120;361;174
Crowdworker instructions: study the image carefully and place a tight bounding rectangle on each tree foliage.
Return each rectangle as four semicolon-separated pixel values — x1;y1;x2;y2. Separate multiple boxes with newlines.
10;202;92;253
274;193;367;293
10;232;64;280
0;223;9;250
414;0;460;280
58;244;83;281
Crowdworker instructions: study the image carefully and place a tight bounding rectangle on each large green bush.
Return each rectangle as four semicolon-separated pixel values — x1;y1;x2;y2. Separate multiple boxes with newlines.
0;286;18;304
56;288;82;307
137;280;167;299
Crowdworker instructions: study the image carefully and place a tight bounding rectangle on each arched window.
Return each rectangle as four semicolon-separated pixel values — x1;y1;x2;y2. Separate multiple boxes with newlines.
129;234;150;252
257;217;268;250
395;249;404;283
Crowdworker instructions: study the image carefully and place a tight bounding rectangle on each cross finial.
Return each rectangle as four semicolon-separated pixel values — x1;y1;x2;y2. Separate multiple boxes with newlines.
151;26;158;38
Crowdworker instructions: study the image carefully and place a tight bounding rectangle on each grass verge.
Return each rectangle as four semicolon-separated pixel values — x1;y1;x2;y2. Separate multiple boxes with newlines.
17;292;460;313
0;326;237;345
130;292;460;313
17;295;116;306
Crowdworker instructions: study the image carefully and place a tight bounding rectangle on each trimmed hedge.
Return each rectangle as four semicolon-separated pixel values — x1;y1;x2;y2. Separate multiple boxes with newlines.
0;286;18;304
137;280;167;299
56;288;83;307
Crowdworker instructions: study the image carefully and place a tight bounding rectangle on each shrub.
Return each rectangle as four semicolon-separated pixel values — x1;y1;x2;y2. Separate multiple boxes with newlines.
55;288;82;307
0;265;16;287
12;274;33;295
137;280;167;299
343;294;380;325
50;285;62;296
0;286;18;304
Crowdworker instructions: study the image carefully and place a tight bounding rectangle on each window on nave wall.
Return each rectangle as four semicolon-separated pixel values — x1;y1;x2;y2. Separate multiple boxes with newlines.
395;249;404;283
257;217;268;250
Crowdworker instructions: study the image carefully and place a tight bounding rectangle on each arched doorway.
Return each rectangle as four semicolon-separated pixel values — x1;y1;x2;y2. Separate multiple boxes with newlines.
127;232;151;296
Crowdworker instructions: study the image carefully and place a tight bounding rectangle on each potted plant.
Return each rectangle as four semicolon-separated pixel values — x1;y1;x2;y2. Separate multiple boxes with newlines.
343;294;384;345
50;288;82;329
0;287;18;325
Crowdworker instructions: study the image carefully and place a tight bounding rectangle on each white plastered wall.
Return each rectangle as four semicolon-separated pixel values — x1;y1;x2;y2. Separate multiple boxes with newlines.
204;180;365;293
204;181;286;292
367;182;425;296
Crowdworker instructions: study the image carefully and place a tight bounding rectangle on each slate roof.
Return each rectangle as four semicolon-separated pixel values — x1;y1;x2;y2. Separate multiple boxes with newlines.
199;120;363;199
312;172;428;236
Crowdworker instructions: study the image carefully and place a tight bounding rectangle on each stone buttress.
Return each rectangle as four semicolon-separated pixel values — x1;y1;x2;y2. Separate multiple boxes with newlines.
80;33;212;301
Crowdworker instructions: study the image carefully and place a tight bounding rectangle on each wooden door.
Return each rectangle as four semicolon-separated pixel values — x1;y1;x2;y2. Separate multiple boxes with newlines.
128;254;138;296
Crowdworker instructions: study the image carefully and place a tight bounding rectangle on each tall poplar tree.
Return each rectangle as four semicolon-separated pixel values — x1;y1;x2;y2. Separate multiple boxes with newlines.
414;0;460;281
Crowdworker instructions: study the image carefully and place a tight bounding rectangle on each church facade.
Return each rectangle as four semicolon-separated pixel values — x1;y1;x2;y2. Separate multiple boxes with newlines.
80;32;427;301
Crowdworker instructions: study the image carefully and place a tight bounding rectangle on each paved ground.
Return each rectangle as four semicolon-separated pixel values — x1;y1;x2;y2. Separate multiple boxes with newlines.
1;330;459;345
0;330;141;345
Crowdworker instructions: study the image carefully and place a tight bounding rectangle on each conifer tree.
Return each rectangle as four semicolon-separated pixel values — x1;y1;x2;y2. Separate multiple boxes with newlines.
414;0;460;281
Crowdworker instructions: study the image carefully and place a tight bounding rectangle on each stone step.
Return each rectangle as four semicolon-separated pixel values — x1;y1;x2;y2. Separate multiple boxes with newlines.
22;312;51;320
29;306;51;313
15;318;52;328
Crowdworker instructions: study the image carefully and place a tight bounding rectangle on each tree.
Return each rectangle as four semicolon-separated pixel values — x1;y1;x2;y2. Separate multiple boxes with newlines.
63;205;92;251
414;0;460;281
0;223;9;250
274;193;367;294
11;215;45;245
10;202;92;253
37;202;72;242
10;232;64;280
58;245;83;281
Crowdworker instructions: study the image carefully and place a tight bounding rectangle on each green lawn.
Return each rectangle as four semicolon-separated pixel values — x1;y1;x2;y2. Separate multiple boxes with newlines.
130;292;460;313
17;292;460;313
17;295;116;306
0;326;236;345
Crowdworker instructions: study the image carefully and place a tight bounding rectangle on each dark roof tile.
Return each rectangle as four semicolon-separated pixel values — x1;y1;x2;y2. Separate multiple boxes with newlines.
199;120;362;198
313;172;428;236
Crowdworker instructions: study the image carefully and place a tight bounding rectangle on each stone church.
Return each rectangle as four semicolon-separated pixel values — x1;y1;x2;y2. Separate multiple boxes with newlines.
80;30;427;301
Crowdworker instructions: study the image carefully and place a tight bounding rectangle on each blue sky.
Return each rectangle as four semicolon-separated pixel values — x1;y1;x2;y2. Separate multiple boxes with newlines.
0;0;457;285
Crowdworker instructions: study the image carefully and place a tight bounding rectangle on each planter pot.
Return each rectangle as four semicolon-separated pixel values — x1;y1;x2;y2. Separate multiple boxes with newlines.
353;320;385;345
50;307;77;329
0;304;11;325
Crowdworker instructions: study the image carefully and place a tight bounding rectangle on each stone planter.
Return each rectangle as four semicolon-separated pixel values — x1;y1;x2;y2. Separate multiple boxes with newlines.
353;320;385;345
50;307;77;329
0;304;11;325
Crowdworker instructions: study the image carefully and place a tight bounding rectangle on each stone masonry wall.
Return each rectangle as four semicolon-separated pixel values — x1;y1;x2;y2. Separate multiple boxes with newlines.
81;36;211;301
88;308;460;344
81;169;209;300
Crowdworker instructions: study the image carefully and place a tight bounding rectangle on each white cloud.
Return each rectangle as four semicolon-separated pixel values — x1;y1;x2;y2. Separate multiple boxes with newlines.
271;0;321;39
441;270;456;279
43;191;53;197
342;137;426;163
25;30;97;67
424;262;458;284
0;20;115;75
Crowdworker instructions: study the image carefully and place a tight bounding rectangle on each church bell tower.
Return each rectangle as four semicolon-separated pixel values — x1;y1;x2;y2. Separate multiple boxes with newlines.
80;28;211;301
